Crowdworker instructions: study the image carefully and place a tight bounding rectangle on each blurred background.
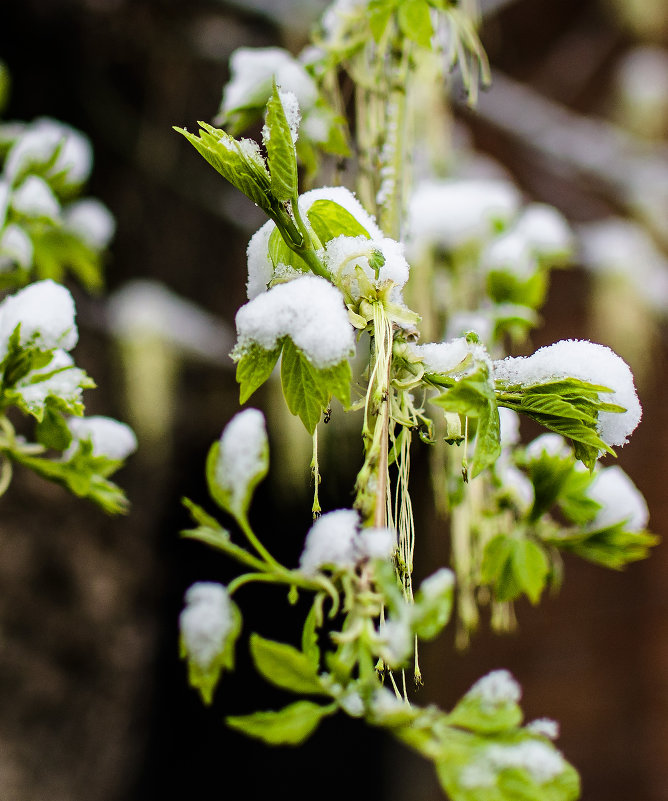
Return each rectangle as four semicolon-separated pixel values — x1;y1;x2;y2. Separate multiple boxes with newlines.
1;0;667;799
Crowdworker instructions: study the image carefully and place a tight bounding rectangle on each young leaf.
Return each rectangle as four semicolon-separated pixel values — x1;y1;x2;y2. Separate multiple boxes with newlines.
302;603;321;670
34;406;72;451
250;633;326;695
226;700;335;745
268;226;310;273
11;445;129;514
511;539;549;605
235;342;281;404
264;84;299;202
306;199;372;243
397;0;434;48
280;338;352;434
446;674;523;735
411;568;454;640
175;123;274;215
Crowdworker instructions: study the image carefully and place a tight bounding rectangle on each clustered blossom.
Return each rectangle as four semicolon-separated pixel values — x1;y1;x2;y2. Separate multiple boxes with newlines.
179;582;234;669
299;509;395;575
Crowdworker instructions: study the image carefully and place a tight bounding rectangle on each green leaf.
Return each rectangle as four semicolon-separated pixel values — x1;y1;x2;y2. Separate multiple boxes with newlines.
205;418;269;522
268;226;310;273
511;539;549;605
306;199;372;243
481;535;515;587
11;443;129;514
411;568;454;640
397;0;434;48
431;366;501;477
446;678;523;735
368;0;396;41
264;84;299;202
250;633;326;695
302;603;321;670
226;700;334;745
181;599;242;705
34;406;72;451
235;342;281;403
280;338;352;433
175;123;273;215
436;729;580;801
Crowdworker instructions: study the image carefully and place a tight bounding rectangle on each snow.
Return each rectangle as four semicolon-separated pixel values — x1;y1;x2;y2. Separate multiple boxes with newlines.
419;567;455;598
525;433;572;460
66;415;138;461
485;741;566;783
279;89;301;143
468;669;522;706
221;47;318;116
514;204;573;258
214;408;268;515
445;310;494;343
407;178;521;251
299;509;359;574
11;175;60;220
321;0;366;41
579;218;668;312
64;199;116;250
179;582;234;669
14;350;88;414
494;339;642;447
526;718;560;740
411;337;492;376
107;279;233;363
0;180;9;228
235;275;355;369
482;229;537;278
355;526;396;560
299;510;394;574
246;220;276;300
298;186;383;240
324;234;409;299
0;279;78;360
587;465;649;531
4;117;92;187
0;224;33;270
499;407;520;447
378;614;413;667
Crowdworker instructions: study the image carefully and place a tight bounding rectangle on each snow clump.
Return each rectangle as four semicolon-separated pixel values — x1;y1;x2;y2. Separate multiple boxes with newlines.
66;415;138;461
235;275;355;369
214;408;268;515
468;669;522;707
586;465;649;532
493;339;641;447
179;582;234;669
0;279;78;360
299;509;395;574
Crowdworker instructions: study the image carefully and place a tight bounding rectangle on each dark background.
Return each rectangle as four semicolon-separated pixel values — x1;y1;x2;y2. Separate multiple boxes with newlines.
0;1;667;799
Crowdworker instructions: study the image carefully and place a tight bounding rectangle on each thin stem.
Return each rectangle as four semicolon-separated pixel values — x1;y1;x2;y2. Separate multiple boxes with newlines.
311;426;322;519
238;515;284;571
0;454;12;498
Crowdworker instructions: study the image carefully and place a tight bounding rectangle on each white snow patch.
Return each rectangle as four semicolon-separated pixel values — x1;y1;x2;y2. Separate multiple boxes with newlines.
215;408;268;515
64;199;116;250
13;350;88;413
0;224;33;270
300;509;360;574
527;718;560;740
411;337;492;376
298;186;382;240
407;179;521;251
11;175;60;220
468;669;522;706
494;339;641;447
66;415;137;460
514;204;573;258
587;465;649;531
235;275;354;369
525;433;572;460
245;220;276;300
221;47;318;116
0;279;77;360
179;582;234;669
